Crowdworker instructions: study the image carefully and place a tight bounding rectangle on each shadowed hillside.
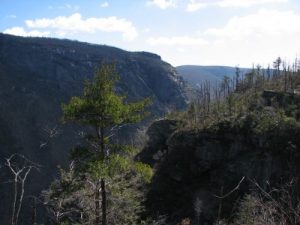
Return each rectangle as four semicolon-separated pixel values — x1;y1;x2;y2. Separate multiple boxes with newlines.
0;33;187;224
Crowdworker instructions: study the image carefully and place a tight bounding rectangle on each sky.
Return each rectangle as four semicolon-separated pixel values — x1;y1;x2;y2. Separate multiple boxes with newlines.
1;0;300;67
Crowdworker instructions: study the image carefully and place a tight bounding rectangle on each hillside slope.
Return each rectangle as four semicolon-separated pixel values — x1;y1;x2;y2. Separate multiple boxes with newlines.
140;91;300;224
0;33;187;224
140;63;300;223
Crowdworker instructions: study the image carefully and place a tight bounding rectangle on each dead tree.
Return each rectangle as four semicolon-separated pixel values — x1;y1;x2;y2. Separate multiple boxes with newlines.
235;66;241;91
267;64;271;81
282;60;288;92
273;57;282;78
5;154;40;225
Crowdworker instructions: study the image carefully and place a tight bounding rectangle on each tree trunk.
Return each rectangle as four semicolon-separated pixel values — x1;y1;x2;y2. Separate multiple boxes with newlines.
12;178;18;225
101;178;107;225
95;182;101;225
99;127;107;225
100;128;105;158
31;198;37;225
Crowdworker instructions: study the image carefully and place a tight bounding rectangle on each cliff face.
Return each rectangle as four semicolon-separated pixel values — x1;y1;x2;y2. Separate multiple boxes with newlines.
141;110;300;224
0;33;187;224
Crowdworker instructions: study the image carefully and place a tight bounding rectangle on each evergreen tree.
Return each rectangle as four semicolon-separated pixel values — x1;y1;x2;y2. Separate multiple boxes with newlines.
61;63;152;225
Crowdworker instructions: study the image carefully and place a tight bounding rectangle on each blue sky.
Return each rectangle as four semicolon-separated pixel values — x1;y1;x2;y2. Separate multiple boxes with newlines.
1;0;300;67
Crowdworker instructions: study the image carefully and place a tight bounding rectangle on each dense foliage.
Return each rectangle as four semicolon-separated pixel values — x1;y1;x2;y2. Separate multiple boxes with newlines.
44;63;152;225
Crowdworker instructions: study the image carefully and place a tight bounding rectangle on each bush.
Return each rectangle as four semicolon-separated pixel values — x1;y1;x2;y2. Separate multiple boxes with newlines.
232;181;300;225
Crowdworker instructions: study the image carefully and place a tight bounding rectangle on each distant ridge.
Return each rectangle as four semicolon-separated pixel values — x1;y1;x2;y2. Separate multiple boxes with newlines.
176;65;250;86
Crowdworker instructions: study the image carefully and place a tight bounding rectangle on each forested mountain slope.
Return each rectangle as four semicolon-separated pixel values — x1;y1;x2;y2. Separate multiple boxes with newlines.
0;33;187;224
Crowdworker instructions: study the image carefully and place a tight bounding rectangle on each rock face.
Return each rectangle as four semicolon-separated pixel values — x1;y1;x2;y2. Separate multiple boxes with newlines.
136;119;178;166
141;119;300;224
0;33;187;224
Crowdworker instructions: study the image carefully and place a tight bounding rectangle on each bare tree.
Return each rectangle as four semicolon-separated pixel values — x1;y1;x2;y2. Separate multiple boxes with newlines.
193;197;202;225
235;66;241;91
273;57;282;78
267;64;271;81
40;125;62;149
5;154;40;225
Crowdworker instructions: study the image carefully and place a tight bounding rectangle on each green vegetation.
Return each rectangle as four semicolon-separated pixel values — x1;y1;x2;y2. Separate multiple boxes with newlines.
44;63;152;225
170;57;300;133
3;52;300;225
161;57;300;224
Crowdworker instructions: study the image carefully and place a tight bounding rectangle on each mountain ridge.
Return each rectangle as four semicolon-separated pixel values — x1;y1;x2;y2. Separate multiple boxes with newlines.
176;65;250;87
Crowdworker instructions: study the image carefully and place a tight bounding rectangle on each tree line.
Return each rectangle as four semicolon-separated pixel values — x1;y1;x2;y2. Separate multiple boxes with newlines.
184;57;300;128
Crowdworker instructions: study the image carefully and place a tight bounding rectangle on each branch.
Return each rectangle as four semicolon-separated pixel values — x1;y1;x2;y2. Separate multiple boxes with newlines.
213;176;245;199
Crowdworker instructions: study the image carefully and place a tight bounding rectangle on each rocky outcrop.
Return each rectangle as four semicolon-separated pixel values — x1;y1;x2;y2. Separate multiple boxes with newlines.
140;119;300;224
136;119;178;166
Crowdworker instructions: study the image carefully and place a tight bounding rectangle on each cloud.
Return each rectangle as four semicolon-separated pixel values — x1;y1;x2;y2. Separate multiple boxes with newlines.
147;0;177;9
148;8;300;48
204;9;300;40
3;27;50;37
216;0;288;8
20;13;138;41
59;3;80;11
101;1;109;8
186;0;288;12
145;9;300;67
6;14;17;19
147;35;208;46
186;0;209;12
200;9;300;66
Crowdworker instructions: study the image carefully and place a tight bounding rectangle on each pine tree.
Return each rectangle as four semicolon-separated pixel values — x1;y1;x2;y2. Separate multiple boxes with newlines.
62;63;152;225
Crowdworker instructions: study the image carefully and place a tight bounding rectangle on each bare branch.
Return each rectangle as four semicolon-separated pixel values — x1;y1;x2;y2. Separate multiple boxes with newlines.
213;176;245;199
4;154;40;225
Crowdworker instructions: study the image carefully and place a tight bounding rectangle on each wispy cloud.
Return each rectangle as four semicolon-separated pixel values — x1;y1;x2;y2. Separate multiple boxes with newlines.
147;0;177;9
4;13;138;41
6;14;17;19
47;3;80;11
3;27;49;37
147;35;208;46
101;1;109;8
146;8;300;66
186;0;288;12
186;0;209;12
62;3;80;11
203;8;300;65
216;0;288;8
203;9;300;39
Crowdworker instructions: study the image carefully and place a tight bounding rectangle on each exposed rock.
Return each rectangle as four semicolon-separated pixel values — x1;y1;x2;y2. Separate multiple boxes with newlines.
136;119;178;166
262;90;300;107
140;119;300;224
